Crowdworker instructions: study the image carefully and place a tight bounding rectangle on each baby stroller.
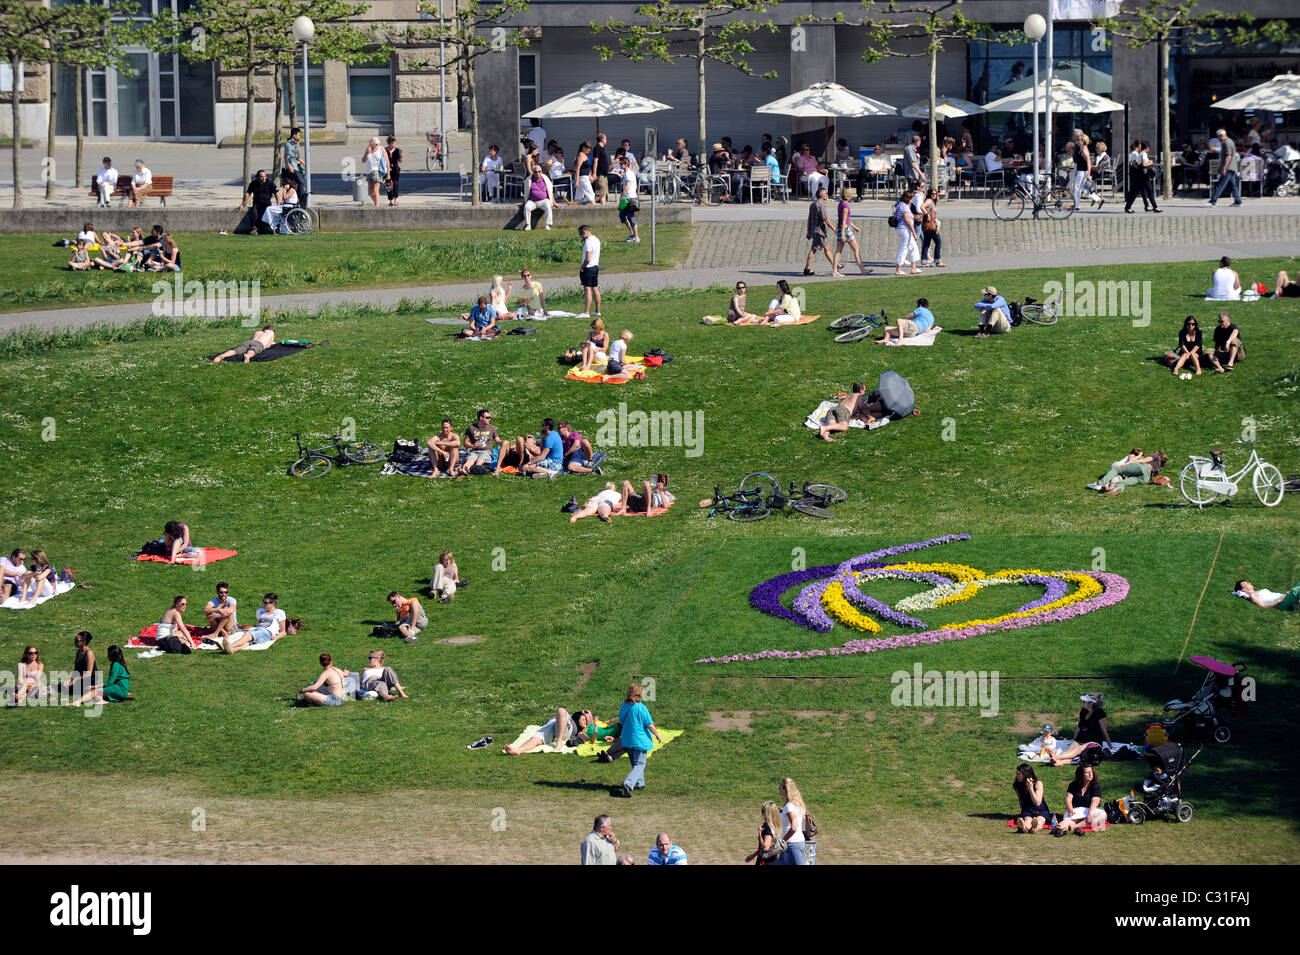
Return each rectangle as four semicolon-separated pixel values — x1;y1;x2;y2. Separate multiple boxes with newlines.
1263;145;1299;198
1126;742;1202;824
1163;655;1245;743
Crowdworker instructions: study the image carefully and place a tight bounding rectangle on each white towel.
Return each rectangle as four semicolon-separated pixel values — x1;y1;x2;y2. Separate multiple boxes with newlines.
895;326;942;346
804;400;868;431
2;579;76;609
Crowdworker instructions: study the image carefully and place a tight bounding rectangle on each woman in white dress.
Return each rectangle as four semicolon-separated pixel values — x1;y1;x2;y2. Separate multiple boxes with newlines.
262;175;300;235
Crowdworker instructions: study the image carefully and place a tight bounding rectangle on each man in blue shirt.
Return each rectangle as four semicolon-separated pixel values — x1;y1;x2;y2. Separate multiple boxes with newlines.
647;833;687;865
522;417;565;478
878;297;935;345
973;285;1011;338
763;145;782;185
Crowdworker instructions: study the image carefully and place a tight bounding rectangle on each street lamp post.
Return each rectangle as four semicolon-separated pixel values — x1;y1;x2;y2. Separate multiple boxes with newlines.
292;15;316;205
1024;14;1046;192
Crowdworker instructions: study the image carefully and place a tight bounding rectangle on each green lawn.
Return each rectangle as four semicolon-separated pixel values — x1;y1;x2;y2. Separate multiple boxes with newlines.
1;256;1297;862
0;225;693;312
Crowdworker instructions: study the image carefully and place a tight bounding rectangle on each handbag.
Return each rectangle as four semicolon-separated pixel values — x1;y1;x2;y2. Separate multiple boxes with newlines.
887;213;900;228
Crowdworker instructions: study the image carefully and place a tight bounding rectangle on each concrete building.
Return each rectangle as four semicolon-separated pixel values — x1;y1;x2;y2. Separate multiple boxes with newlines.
4;0;1297;156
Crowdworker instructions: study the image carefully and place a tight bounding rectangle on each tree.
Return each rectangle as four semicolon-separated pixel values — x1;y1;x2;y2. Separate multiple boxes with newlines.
408;0;530;208
154;0;382;188
1102;0;1291;199
592;1;779;166
0;0;112;208
803;1;989;191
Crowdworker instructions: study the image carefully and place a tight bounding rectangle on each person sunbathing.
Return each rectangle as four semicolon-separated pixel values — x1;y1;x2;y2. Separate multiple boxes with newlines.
503;707;597;754
489;275;516;320
727;282;759;324
297;652;348;706
156;595;198;652
91;236;124;270
820;382;869;442
570;483;623;523
18;550;56;605
620;473;673;515
1049;693;1111;766
162;520;200;563
386;591;426;643
761;280;802;324
1235;579;1299;611
426;419;462;477
358;649;409;701
212;326;275;363
580;318;611;372
10;645;46;707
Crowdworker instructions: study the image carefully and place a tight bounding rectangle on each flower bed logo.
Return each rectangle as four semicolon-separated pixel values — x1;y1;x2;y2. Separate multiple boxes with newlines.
695;534;1131;665
891;664;1000;717
1042;273;1152;327
152;273;261;321
594;402;704;458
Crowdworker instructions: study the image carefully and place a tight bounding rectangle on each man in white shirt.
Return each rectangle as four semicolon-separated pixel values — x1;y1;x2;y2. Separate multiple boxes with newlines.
95;157;119;207
580;815;620;865
204;581;239;643
984;146;1004;188
526;119;546;152
128;159;152;209
578;224;601;318
223;592;288;653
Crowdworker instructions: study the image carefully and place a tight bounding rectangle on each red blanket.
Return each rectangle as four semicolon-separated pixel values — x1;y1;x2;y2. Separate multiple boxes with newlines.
136;547;237;565
128;623;215;648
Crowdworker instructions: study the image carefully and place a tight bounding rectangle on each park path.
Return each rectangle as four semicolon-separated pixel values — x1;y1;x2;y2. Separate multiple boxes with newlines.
2;209;1295;334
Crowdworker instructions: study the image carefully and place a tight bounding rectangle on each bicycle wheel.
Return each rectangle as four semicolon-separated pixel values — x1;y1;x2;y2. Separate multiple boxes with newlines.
739;472;780;500
834;326;875;343
1179;462;1221;507
426;149;435;172
803;483;847;504
1020;304;1058;326
1253;462;1285;507
290;454;332;479
790;501;834;519
830;313;865;330
285;208;312;235
1045;186;1076;220
343;440;387;464
727;505;770;523
991;188;1025;221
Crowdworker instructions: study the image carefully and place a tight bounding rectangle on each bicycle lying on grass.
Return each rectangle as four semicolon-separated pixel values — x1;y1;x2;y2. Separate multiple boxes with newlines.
289;432;387;478
829;310;888;343
702;472;848;521
1011;294;1060;326
1179;439;1284;508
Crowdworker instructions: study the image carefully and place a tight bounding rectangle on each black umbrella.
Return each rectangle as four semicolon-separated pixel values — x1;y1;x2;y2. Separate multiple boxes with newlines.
877;370;915;418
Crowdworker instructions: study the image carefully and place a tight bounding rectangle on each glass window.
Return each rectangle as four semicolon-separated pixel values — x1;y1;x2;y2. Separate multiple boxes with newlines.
284;65;325;124
348;69;392;122
179;59;214;138
519;53;538;120
116;52;152;137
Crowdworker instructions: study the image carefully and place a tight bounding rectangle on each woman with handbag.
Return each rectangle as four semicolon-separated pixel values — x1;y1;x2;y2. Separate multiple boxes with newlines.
618;155;640;243
892;187;921;276
362;137;389;208
745;801;786;865
919;187;945;268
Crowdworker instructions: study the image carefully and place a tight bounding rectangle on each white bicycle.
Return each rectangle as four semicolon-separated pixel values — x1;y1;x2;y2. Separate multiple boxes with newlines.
1179;439;1285;508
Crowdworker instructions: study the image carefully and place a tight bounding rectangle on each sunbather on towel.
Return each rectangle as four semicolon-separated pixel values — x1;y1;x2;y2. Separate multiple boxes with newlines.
212;325;275;363
1235;579;1300;610
819;382;871;442
581;318;610;372
1050;693;1112;766
162;520;200;564
457;297;499;339
570;483;622;523
223;592;287;652
728;281;759;324
18;549;56;605
621;473;674;515
877;298;935;345
504;706;598;754
456;409;504;475
298;652;348;707
1;548;27;602
761;280;802;325
156;595;199;652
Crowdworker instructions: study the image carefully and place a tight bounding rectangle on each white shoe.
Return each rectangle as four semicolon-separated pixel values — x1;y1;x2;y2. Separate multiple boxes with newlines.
577;313;590;319
545;225;552;230
632;237;641;243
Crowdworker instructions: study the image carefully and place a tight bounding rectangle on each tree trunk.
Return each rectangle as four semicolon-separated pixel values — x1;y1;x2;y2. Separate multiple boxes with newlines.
11;56;22;209
927;40;939;194
1159;35;1172;201
75;65;84;190
46;62;57;200
272;63;284;182
468;51;480;207
696;26;706;166
242;31;256;188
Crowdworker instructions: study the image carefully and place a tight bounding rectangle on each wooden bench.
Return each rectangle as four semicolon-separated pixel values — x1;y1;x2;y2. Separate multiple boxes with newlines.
88;175;174;208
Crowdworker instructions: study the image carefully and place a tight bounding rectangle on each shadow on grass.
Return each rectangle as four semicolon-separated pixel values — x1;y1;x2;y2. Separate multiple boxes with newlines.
533;780;616;792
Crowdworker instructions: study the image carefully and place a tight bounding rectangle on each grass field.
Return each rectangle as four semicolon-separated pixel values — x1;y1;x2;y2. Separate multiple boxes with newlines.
1;255;1297;864
0;225;693;312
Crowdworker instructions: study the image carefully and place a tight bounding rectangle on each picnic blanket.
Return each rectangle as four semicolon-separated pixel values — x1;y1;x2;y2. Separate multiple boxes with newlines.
804;400;890;431
205;342;328;362
567;355;648;384
381;453;439;478
613;501;674;518
136;547;237;565
505;725;684;756
1016;734;1143;763
894;325;942;346
128;623;215;648
1;578;76;609
425;317;469;326
703;314;821;326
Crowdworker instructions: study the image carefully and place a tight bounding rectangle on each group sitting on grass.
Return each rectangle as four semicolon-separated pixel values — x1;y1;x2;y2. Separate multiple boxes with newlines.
66;223;179;272
1;547;63;606
457;271;550;329
570;474;674;523
295;650;411;707
415;412;608;479
6;639;128;707
144;589;288;655
1164;313;1244;376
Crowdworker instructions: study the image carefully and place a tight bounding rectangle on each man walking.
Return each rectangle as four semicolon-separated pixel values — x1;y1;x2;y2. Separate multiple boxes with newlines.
1207;128;1242;207
803;186;840;276
578;224;601;318
580;814;620;865
904;134;925;191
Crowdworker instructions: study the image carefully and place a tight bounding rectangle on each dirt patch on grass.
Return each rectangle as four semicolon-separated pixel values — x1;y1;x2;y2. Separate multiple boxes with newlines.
785;743;809;750
438;635;485;645
920;712;935;726
573;661;599;694
706;710;754;732
1006;712;1058;736
791;710;852;723
944;775;966;789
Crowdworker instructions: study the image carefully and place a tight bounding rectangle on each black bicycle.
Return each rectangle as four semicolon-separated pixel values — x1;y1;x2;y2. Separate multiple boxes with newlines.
830;310;888;343
289;432;386;478
704;472;848;521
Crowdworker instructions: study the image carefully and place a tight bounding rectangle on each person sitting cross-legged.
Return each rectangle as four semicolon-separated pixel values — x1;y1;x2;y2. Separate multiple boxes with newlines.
426;419;462;477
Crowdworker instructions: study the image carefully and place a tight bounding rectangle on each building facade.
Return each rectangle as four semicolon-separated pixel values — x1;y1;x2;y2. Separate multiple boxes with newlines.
4;0;1296;152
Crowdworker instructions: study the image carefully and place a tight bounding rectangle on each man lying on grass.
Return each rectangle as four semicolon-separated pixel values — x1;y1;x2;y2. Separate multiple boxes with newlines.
212;326;275;363
1235;579;1300;610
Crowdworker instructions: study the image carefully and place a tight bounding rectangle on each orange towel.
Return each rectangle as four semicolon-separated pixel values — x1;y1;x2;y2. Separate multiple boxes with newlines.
136;547;237;565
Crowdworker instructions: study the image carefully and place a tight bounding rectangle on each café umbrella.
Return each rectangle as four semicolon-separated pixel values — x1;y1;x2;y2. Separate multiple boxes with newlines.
982;77;1124;114
523;81;671;135
1211;73;1300;113
758;82;896;160
900;96;980;119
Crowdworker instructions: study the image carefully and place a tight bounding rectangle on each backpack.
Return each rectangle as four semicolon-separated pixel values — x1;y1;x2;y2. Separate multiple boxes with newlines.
804;811;818;840
1007;300;1024;327
390;439;419;465
507;326;537;335
559;348;582;366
